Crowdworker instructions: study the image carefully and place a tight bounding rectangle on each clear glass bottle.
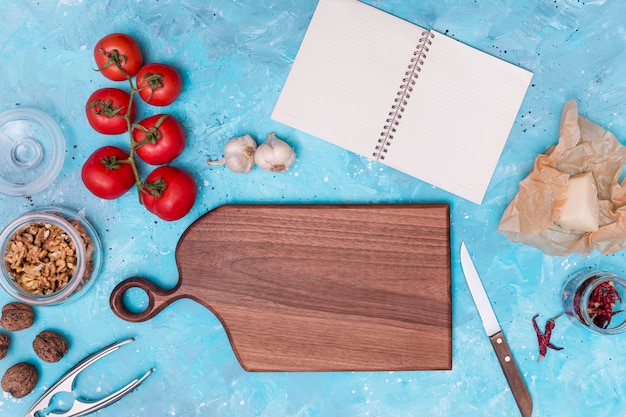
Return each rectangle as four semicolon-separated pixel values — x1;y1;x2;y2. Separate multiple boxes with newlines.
562;270;626;334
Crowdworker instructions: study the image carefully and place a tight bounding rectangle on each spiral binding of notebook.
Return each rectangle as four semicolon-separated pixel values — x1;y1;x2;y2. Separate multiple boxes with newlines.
373;31;435;161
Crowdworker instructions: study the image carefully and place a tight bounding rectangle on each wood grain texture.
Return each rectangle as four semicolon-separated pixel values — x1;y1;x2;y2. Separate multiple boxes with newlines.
489;332;533;417
110;204;451;372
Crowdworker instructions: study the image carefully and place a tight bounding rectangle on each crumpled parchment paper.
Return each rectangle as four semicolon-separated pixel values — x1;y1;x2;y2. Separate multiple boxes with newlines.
498;99;626;256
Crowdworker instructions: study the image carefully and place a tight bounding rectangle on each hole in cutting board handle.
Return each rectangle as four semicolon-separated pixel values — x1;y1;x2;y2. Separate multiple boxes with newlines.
123;287;149;314
109;277;179;322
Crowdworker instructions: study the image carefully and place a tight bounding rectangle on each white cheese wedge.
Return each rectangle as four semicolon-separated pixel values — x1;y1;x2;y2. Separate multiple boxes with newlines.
557;172;599;232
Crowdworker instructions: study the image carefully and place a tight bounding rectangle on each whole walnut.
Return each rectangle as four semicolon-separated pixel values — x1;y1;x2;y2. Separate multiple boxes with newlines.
0;332;9;360
1;362;38;398
0;302;35;331
33;330;69;363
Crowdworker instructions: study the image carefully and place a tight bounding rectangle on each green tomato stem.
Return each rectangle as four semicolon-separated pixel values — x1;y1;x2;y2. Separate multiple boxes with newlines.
123;76;144;204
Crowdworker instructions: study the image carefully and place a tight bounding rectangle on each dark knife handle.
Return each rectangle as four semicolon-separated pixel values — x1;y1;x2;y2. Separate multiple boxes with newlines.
489;331;533;417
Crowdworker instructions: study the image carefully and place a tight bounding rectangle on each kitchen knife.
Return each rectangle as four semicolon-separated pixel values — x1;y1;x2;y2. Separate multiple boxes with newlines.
460;241;532;417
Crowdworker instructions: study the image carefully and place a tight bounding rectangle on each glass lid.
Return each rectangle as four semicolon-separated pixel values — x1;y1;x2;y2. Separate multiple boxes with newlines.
0;108;65;196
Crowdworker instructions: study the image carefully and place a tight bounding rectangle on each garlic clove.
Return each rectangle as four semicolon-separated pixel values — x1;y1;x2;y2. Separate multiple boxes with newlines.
208;134;257;174
255;132;296;173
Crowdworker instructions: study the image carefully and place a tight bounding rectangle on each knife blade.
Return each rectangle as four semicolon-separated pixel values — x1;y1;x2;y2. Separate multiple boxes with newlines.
460;241;532;417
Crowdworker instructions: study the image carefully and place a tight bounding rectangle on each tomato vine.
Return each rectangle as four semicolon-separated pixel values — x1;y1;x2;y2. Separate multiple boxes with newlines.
83;33;196;221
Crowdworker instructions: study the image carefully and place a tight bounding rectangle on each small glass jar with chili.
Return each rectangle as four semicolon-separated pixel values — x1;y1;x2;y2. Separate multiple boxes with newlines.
562;270;626;334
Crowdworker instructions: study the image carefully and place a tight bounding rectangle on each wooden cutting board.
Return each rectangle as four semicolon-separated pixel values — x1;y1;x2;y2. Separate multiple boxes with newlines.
110;204;451;372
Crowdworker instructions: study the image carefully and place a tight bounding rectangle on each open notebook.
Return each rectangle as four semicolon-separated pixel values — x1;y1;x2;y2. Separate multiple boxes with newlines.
271;0;533;204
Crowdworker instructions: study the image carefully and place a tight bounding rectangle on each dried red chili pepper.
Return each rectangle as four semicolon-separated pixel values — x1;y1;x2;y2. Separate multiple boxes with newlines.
532;314;563;362
587;280;623;329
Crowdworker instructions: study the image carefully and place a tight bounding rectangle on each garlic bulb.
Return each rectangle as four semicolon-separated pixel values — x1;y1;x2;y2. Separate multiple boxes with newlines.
208;135;257;174
255;132;296;173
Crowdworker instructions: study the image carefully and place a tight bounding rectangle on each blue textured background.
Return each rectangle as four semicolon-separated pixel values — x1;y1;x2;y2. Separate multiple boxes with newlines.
1;0;626;416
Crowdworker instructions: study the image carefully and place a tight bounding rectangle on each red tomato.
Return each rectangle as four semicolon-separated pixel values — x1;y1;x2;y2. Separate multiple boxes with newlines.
136;63;182;106
132;114;185;165
94;33;143;81
82;146;136;199
141;166;197;221
86;88;136;135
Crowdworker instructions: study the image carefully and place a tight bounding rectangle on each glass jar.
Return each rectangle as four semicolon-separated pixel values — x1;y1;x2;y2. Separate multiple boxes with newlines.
0;207;102;305
562;270;626;334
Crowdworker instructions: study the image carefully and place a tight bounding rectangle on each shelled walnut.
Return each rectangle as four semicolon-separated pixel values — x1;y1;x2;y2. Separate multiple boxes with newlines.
68;218;96;291
4;221;77;295
33;330;69;363
4;216;95;296
0;302;35;331
0;332;9;359
1;362;38;398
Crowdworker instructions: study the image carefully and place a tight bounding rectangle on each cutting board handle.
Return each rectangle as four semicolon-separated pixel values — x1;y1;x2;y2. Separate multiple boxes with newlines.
110;277;181;322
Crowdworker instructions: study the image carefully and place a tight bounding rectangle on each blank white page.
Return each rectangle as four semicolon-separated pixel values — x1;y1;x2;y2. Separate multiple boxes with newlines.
271;0;425;158
383;31;533;204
